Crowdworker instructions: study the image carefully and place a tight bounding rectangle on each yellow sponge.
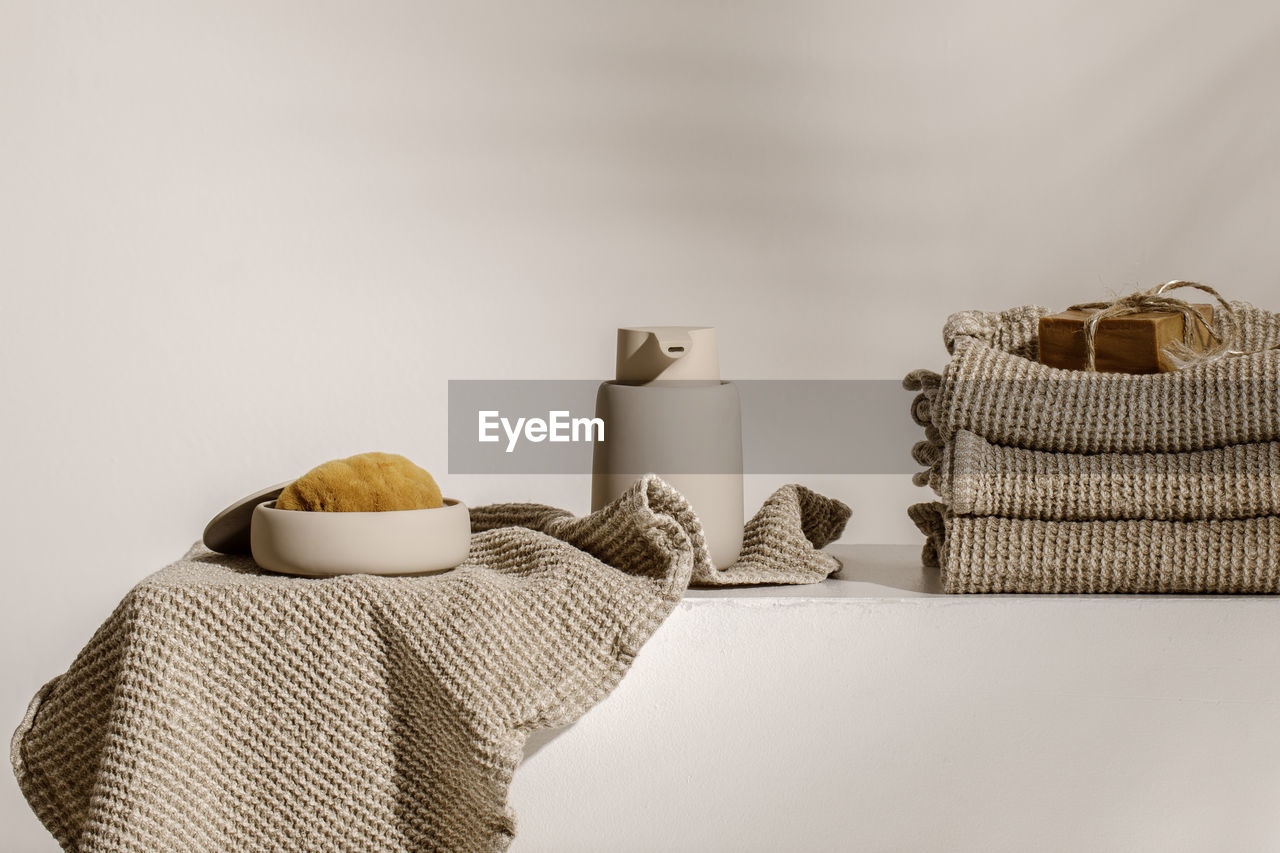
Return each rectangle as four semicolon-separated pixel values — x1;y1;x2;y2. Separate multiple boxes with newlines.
276;452;444;512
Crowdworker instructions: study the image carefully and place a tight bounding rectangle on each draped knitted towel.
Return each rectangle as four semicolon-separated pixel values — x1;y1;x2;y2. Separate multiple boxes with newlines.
12;477;850;852
904;300;1280;594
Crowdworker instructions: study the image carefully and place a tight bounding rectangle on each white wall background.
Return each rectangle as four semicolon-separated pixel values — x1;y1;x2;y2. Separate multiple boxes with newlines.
2;1;1279;848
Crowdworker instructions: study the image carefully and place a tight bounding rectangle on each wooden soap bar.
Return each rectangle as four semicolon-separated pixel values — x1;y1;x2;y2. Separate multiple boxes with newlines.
1038;304;1214;374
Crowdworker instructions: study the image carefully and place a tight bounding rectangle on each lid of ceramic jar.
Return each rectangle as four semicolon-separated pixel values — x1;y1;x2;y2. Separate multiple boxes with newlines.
615;326;720;384
202;481;291;555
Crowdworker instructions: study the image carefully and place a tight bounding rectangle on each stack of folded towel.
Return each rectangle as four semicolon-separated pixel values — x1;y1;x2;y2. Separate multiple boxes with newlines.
904;301;1280;593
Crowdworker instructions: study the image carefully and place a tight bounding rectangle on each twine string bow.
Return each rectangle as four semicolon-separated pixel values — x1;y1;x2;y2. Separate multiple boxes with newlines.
1067;280;1237;372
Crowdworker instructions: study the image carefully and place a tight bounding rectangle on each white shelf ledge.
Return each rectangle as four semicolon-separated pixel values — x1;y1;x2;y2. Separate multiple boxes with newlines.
511;544;1280;853
688;544;1280;601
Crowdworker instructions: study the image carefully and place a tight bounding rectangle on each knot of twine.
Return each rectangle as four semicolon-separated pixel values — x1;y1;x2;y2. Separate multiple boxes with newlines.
1067;280;1236;372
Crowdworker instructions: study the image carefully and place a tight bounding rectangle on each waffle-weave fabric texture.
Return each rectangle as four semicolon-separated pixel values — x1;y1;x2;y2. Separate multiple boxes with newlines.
915;302;1280;454
918;429;1280;521
909;504;1280;594
12;477;849;852
904;301;1280;593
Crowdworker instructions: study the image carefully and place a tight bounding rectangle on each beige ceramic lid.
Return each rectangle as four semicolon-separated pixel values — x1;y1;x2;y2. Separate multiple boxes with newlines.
202;482;291;555
615;326;720;384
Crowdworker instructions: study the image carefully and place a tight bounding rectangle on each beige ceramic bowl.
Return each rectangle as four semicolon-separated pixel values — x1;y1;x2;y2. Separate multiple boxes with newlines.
250;499;471;577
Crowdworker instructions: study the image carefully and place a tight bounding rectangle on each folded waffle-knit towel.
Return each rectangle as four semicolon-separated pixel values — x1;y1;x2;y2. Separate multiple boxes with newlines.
905;299;1280;594
916;429;1280;521
909;302;1280;454
12;477;849;852
909;502;1280;594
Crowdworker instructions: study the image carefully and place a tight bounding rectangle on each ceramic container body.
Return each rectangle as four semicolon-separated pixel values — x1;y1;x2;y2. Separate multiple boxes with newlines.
592;380;744;568
251;499;471;577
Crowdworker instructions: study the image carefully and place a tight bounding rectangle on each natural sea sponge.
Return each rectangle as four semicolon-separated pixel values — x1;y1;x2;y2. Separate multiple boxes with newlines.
276;452;444;512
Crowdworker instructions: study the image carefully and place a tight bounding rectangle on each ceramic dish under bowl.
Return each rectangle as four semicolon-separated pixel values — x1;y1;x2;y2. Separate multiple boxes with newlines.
250;499;471;577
